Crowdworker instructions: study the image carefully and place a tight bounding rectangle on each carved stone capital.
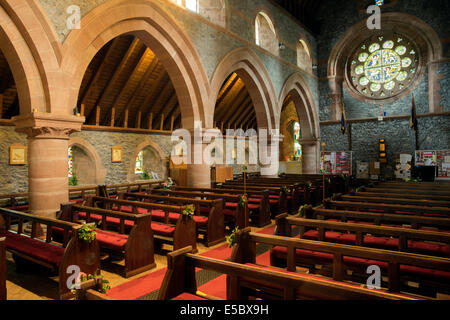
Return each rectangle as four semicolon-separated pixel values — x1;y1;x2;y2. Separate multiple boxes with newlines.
12;112;85;140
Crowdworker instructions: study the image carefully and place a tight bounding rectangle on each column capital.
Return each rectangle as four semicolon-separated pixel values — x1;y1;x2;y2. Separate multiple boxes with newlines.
12;112;85;139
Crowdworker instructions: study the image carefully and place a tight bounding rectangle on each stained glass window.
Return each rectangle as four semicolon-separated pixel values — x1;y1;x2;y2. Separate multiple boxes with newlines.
135;151;144;174
293;122;302;160
68;147;73;178
349;33;419;99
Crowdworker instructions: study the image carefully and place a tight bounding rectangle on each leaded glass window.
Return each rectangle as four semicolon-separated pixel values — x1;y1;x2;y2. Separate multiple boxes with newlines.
135;151;144;174
68;147;73;178
293;122;302;160
349;34;419;100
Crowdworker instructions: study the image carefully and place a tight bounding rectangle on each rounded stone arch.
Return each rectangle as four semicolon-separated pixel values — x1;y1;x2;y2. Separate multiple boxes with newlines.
68;137;106;185
279;72;320;173
127;140;168;183
208;47;279;131
253;8;280;56
328;12;442;112
60;0;210;129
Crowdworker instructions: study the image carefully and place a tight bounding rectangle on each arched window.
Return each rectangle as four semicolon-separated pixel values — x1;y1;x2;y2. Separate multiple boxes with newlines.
293;122;302;160
135;151;144;174
173;0;199;13
68;147;73;178
297;39;312;72
255;12;279;55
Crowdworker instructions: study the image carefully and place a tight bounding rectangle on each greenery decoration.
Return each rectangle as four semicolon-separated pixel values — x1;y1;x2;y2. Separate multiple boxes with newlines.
226;227;239;248
238;194;248;207
71;269;111;295
77;223;96;244
305;181;312;190
141;170;151;180
69;173;78;186
282;185;289;195
298;205;307;218
182;204;195;219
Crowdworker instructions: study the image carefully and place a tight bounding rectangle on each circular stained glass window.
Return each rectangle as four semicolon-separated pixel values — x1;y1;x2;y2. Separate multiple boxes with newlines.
348;33;419;100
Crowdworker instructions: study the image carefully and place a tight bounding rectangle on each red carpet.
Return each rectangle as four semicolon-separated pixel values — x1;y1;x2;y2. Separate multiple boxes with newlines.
107;222;276;299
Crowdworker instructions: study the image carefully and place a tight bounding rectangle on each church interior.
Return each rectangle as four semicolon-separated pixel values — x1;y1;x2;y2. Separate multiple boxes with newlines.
0;0;449;303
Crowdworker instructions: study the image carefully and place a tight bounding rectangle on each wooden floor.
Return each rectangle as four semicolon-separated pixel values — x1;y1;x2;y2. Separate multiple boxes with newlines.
4;224;272;300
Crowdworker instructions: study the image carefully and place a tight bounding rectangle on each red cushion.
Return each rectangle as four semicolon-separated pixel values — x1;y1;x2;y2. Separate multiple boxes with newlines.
225;202;238;208
4;231;64;266
69;198;85;204
112;206;148;214
342;256;389;270
7;205;29;211
96;230;128;251
171;292;206;300
407;240;450;255
395;211;415;215
400;265;450;281
77;212;102;222
248;204;260;210
150;210;208;226
151;222;175;237
223;209;235;216
367;208;384;213
269;195;280;199
248;198;261;203
271;246;333;262
269;199;279;205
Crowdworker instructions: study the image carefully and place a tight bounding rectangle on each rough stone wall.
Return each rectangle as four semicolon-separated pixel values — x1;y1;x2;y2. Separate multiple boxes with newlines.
37;0;318;99
0;126;28;194
320;114;450;176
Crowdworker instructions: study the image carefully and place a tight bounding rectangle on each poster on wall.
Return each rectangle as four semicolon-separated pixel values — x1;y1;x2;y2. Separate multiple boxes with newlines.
320;151;352;175
436;150;450;178
415;150;437;166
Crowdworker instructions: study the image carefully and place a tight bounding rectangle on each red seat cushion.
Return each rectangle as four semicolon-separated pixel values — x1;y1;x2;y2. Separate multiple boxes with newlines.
400;265;450;281
96;230;128;251
342;256;389;270
151;222;175;237
269;199;279;205
223;209;235;216
7;205;29;211
112;206;148;214
4;231;64;267
171;292;206;300
225;202;238;208
69;198;85;204
248;198;261;203
269;195;280;199
151;210;208;226
248;204;260;210
271;246;333;262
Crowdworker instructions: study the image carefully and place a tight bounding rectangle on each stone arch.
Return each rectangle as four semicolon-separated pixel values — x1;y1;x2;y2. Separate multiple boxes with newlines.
209;47;279;131
279;72;320;173
68;137;106;185
297;37;312;73
127;140;168;183
254;9;279;56
328;12;443;115
60;0;210;129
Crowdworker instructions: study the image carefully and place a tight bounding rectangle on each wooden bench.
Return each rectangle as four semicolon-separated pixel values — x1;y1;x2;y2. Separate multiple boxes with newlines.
72;274;114;300
150;189;249;229
120;192;225;247
341;194;450;208
241;226;450;296
275;213;450;258
354;190;450;202
84;196;198;253
307;206;450;233
0;237;5;300
172;186;271;227
58;203;156;278
323;199;450;218
362;187;450;197
158;246;420;300
0;208;101;299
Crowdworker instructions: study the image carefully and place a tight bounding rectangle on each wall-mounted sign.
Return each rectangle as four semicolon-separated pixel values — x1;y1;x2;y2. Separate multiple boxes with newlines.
111;146;123;163
9;144;27;165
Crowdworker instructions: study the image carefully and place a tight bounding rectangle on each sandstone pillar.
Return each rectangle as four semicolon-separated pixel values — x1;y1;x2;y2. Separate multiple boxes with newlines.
186;127;211;188
328;76;344;121
13;113;85;218
301;138;320;174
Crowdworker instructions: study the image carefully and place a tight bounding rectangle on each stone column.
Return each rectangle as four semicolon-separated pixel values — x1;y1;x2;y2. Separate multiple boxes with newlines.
186;127;211;188
13;113;85;218
301;138;320;174
259;131;282;177
328;76;344;121
428;61;443;114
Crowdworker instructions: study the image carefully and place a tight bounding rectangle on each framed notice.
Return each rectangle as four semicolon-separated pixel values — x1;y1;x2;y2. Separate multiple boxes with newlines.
111;146;123;163
415;150;437;166
320;151;352;175
9;144;27;165
436;150;450;178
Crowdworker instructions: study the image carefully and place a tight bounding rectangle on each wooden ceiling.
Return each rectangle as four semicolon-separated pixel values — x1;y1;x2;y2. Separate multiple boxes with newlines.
214;72;257;133
0;50;19;120
273;0;323;34
0;35;259;132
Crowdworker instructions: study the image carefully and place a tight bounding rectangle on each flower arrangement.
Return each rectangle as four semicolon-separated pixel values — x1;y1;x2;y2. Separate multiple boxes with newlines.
162;177;174;190
182;204;195;219
298;205;307;218
282;185;289;195
69;173;78;186
71;270;110;295
141;170;151;180
77;223;96;244
305;181;312;190
226;227;239;248
238;194;248;207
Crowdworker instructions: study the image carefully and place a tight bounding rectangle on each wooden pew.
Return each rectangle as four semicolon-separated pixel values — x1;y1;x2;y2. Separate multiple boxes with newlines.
58;203;156;278
275;214;450;258
72;275;114;300
0;208;101;299
323;199;450;218
172;186;271;227
149;189;249;229
120;192;225;247
376;181;450;191
308;206;450;233
84;196;198;252
340;194;450;208
230;228;438;298
229;228;450;296
158;246;420;300
0;237;5;300
354;190;450;202
362;187;450;197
